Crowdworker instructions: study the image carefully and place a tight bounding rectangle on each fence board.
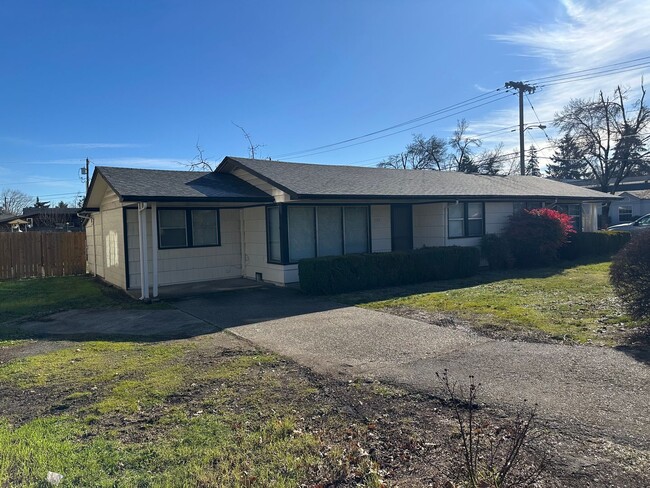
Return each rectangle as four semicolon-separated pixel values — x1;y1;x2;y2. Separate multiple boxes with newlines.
0;232;86;280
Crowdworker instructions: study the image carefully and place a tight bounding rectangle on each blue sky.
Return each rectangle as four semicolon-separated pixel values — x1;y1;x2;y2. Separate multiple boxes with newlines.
1;0;649;206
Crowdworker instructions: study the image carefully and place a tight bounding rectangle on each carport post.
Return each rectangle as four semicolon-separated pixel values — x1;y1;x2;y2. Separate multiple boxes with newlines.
151;202;159;298
137;202;150;300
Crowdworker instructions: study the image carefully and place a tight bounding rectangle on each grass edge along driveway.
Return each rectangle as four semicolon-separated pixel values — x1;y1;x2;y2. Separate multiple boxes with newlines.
351;261;638;346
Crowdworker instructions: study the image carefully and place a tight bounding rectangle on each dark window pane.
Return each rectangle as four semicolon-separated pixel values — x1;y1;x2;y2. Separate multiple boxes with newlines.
192;210;218;246
159;210;187;248
267;206;281;261
317;207;343;257
467;219;483;237
344;207;368;254
288;207;316;262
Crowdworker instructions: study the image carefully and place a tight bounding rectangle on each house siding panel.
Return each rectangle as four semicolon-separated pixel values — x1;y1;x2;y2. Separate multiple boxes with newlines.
413;203;445;248
127;207;242;288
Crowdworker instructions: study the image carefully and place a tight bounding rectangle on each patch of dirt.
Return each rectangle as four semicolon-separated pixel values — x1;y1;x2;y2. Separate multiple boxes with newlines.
0;334;648;487
0;339;74;364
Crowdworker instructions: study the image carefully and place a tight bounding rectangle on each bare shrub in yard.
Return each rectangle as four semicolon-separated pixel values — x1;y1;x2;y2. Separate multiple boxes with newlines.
436;370;547;487
610;230;650;320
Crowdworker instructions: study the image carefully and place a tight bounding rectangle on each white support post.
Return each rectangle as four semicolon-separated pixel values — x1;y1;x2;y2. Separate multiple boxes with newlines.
151;203;159;298
137;202;150;300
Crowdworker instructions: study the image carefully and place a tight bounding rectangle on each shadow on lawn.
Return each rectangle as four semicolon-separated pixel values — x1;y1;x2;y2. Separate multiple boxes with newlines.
333;260;593;306
615;325;650;365
1;286;347;344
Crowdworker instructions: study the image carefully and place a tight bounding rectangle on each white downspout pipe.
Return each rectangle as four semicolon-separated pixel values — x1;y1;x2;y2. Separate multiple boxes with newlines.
137;202;150;300
151;202;158;298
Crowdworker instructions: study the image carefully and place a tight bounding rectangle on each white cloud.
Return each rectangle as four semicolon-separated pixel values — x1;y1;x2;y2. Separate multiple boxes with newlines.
482;0;650;167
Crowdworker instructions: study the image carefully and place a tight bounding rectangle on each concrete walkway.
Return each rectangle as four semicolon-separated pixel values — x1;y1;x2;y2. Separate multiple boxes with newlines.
173;287;650;448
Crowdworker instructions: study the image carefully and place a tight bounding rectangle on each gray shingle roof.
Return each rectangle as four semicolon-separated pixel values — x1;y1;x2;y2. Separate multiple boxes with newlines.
219;157;619;201
619;189;650;200
95;166;274;202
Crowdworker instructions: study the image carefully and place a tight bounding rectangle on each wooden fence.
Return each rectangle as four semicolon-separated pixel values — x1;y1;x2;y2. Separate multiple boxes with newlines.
0;232;86;280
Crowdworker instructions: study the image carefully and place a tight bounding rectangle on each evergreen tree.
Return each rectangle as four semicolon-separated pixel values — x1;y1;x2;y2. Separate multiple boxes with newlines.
525;145;541;176
545;134;589;180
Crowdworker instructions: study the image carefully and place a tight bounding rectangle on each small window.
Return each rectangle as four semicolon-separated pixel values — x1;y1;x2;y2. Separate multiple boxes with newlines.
448;202;484;238
618;206;633;222
159;209;187;248
191;209;219;247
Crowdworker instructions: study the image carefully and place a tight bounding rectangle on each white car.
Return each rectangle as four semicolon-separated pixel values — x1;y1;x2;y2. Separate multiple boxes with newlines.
608;213;650;232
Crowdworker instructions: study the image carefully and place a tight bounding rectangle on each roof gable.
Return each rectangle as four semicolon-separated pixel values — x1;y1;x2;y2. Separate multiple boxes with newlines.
84;166;274;208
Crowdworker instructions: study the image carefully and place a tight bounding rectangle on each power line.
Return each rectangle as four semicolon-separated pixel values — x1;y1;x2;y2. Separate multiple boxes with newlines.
536;62;650;88
525;94;553;143
274;89;510;159
281;93;516;161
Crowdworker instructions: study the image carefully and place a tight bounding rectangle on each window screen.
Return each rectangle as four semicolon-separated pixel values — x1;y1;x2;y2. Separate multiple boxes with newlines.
618;206;633;222
191;209;219;246
344;207;369;254
267;206;281;262
317;207;343;256
467;203;484;237
448;203;465;238
159;209;187;248
288;206;316;262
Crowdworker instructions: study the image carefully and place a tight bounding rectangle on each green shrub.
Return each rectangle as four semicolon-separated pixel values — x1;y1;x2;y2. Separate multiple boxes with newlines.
610;231;650;320
480;234;515;270
299;246;480;294
504;208;575;267
558;231;632;261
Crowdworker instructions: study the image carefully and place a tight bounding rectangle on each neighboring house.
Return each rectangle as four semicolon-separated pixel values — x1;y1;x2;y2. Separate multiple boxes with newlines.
0;207;83;232
611;190;650;224
561;175;650;226
82;157;618;297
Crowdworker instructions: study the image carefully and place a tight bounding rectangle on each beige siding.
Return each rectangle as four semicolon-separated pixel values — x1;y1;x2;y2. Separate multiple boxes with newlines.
127;207;242;288
240;206;297;284
85;188;125;288
370;205;392;252
413;203;445;248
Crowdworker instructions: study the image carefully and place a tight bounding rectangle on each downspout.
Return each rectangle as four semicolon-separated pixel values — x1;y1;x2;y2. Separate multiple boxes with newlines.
137;202;150;300
150;203;158;298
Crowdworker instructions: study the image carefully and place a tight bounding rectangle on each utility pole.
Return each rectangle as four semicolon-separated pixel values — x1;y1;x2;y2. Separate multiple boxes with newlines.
505;81;536;175
81;158;90;192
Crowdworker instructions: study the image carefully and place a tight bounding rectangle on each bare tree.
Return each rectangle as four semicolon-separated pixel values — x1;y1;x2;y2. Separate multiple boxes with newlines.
187;140;215;172
555;82;650;224
232;122;263;159
378;134;446;170
449;119;481;173
476;143;506;175
1;188;33;215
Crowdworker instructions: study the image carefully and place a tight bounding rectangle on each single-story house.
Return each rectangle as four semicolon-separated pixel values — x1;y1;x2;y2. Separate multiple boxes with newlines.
82;156;618;298
611;189;650;224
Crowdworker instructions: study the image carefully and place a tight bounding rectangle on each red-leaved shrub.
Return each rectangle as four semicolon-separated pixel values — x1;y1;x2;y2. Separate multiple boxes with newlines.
504;208;576;267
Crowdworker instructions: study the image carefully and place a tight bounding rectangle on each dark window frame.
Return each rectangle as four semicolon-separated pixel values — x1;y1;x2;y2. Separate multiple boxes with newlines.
157;207;221;250
266;204;371;265
447;202;485;239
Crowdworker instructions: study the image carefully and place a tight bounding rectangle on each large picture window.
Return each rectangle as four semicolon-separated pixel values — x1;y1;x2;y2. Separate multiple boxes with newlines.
158;208;220;249
269;205;369;264
448;202;484;238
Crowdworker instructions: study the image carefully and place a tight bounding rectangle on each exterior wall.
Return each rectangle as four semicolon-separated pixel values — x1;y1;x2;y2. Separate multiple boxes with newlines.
85;188;125;289
231;168;290;202
611;196;650;224
127;207;242;289
370;205;391;252
412;203;445;248
240;206;298;285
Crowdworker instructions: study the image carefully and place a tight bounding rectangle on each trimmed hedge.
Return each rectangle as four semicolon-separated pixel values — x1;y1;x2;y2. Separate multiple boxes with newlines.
299;246;480;295
558;231;632;261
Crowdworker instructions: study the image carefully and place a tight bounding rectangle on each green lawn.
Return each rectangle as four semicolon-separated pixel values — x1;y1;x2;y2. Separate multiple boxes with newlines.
0;340;384;487
356;262;636;345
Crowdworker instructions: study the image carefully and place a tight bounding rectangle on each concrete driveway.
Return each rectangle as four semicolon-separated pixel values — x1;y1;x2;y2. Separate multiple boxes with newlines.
173;286;650;449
